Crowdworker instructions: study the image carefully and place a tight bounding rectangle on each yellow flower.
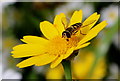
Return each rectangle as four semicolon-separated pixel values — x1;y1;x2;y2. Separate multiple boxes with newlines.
72;51;106;79
45;51;106;79
11;10;107;68
46;64;64;79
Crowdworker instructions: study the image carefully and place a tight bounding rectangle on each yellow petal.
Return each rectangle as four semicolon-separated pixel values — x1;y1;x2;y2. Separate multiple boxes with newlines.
11;44;46;58
83;12;100;29
63;47;75;59
40;21;59;39
16;56;38;68
75;42;90;50
54;13;66;35
69;10;82;26
21;36;48;45
46;64;63;79
35;54;58;66
78;21;108;45
80;13;100;35
17;54;58;68
50;55;63;68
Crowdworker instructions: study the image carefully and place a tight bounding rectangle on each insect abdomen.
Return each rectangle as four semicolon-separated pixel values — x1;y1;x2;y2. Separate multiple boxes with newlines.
66;23;82;34
72;23;82;29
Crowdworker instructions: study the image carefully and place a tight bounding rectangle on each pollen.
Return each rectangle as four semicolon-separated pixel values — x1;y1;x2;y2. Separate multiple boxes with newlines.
68;36;81;48
46;36;67;55
46;36;80;56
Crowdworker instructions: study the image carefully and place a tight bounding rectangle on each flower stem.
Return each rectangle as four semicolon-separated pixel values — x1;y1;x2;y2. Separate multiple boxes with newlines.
62;60;72;81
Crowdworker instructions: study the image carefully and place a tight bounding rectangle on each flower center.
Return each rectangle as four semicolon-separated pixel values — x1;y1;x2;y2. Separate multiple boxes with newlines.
46;36;80;56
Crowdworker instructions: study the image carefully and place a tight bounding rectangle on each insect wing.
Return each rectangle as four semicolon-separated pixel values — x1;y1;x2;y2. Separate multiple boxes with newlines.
77;20;96;36
81;20;96;28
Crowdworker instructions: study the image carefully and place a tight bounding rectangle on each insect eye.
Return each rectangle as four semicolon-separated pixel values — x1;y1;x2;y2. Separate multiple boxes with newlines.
63;33;66;36
62;32;66;38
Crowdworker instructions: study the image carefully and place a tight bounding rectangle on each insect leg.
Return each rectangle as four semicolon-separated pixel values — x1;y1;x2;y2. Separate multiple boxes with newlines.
80;29;86;35
66;39;69;41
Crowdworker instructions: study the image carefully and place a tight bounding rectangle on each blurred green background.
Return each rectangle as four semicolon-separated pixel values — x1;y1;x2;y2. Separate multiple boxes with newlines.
1;1;119;81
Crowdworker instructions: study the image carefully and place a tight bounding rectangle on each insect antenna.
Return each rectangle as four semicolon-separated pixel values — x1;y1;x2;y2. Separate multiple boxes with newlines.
61;17;70;29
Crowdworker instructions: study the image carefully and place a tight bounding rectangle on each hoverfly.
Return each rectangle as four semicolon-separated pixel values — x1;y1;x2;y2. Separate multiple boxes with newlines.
61;17;96;41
